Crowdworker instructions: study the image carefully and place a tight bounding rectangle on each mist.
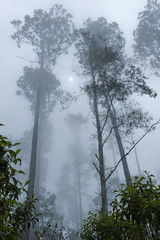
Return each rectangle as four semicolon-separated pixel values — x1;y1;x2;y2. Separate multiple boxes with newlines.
1;0;160;239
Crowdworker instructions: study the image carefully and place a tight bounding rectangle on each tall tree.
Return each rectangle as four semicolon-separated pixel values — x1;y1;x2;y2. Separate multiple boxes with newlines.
75;17;156;213
65;113;86;229
133;0;160;70
11;5;74;239
56;113;89;233
99;65;155;180
75;17;126;213
11;4;74;200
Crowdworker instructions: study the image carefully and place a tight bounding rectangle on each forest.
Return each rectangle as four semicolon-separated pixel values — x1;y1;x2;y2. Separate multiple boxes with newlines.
1;0;160;239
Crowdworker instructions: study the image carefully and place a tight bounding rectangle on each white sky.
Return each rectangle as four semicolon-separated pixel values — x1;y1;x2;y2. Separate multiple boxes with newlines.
1;0;160;180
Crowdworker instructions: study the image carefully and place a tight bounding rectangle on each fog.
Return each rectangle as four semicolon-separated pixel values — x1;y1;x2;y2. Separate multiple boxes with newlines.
1;0;160;238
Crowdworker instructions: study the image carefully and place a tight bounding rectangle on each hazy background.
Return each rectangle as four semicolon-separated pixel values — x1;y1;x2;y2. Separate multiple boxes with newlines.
1;0;160;193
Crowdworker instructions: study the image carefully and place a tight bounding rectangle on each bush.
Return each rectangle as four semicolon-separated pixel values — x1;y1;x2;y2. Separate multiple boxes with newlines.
79;172;160;240
0;126;39;239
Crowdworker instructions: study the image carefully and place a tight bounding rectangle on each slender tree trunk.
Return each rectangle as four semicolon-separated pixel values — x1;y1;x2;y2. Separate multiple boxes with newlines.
30;122;42;240
106;97;131;184
73;168;79;231
28;87;41;199
73;131;83;227
92;74;108;213
111;137;119;187
23;47;44;240
35;118;43;198
22;81;41;240
76;155;83;226
131;133;141;176
28;44;44;200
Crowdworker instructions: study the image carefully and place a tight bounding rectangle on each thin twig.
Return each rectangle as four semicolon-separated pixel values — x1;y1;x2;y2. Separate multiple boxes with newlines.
95;153;100;161
101;94;115;135
102;122;123;147
17;55;38;63
91;134;98;140
95;192;101;196
93;162;100;175
105;119;160;182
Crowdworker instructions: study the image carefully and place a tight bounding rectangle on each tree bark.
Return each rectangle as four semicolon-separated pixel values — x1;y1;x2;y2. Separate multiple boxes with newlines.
77;153;83;227
92;73;108;213
28;82;41;199
23;47;44;240
131;133;141;176
73;167;79;231
22;79;41;240
106;97;131;184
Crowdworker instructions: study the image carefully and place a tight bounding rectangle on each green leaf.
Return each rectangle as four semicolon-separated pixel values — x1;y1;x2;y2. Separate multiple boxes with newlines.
7;226;14;232
7;149;16;158
18;170;25;174
24;180;31;186
4;211;9;218
15;149;21;155
13;236;19;240
12;177;18;185
8;199;17;204
12;142;20;147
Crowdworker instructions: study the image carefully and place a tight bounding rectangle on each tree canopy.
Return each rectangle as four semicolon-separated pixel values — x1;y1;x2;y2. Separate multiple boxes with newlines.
11;5;75;68
133;0;160;69
16;67;62;115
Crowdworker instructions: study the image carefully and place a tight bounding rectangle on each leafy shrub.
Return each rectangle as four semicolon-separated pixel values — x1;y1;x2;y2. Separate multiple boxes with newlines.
79;172;160;240
0;125;39;239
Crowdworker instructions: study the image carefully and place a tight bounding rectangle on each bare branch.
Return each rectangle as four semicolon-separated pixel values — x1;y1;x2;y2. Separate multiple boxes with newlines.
100;94;115;135
17;56;38;63
91;134;98;140
93;162;100;175
95;153;99;161
95;192;101;196
102;127;113;146
102;122;123;147
105;119;160;182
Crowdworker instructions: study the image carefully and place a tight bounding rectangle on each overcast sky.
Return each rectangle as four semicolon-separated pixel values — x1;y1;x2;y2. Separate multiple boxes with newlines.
1;0;160;180
0;0;148;133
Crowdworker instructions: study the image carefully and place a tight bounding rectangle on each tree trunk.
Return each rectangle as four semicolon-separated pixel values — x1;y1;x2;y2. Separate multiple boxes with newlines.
73;131;83;228
131;133;141;176
111;137;119;187
28;85;41;199
92;74;108;213
73;167;79;231
77;154;83;227
23;47;44;240
106;97;131;184
22;79;41;240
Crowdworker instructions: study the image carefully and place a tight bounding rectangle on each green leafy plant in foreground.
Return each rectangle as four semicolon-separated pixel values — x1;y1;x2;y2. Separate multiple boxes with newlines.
0;126;39;239
79;172;160;240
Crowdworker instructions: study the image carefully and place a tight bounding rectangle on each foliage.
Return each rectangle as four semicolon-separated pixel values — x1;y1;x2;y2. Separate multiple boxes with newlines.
79;172;160;240
133;0;160;71
36;221;69;240
12;5;75;116
35;187;62;237
16;67;62;115
11;4;75;68
65;113;86;131
34;187;68;240
75;17;156;171
0;129;39;239
75;18;156;133
75;17;125;75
